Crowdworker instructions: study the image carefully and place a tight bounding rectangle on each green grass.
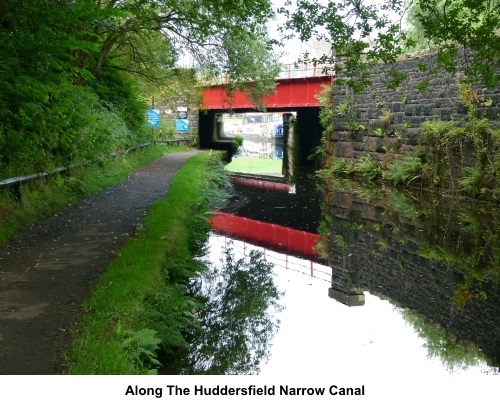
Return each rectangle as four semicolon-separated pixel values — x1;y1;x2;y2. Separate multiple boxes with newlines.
225;156;283;175
0;145;184;247
66;152;216;374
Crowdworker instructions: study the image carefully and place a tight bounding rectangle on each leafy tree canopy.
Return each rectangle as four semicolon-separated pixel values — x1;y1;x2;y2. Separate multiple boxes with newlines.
406;0;500;89
277;0;500;90
0;0;280;88
0;0;281;174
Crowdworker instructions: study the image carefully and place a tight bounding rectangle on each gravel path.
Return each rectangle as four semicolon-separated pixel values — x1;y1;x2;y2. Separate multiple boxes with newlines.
0;151;200;374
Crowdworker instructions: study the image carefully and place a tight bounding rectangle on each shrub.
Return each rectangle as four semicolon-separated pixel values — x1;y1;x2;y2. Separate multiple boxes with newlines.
330;158;355;176
459;166;485;197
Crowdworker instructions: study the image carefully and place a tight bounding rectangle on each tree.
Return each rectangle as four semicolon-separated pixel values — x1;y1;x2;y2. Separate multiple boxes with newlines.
0;0;281;174
55;0;280;90
0;0;280;96
277;0;410;91
277;0;500;90
405;0;500;88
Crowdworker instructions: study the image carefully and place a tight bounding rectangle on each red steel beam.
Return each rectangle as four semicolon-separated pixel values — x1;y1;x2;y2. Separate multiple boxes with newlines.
202;77;333;110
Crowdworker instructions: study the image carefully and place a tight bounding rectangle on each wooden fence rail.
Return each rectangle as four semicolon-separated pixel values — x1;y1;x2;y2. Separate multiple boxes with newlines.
0;138;192;200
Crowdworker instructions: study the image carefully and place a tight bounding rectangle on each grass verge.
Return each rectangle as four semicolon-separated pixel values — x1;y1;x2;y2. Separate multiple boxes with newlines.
0;145;187;247
225;156;283;175
65;152;225;374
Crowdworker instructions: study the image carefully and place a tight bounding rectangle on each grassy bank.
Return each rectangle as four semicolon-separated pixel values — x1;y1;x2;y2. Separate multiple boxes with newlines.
66;152;227;374
0;145;189;247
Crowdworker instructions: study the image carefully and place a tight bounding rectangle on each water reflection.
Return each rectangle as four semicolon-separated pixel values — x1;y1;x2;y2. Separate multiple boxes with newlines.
160;240;283;375
162;168;499;375
399;308;491;372
207;235;497;376
217;171;499;375
223;169;322;233
320;177;500;372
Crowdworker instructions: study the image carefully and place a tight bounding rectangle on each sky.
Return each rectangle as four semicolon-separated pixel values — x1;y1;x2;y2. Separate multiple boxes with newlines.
269;0;410;64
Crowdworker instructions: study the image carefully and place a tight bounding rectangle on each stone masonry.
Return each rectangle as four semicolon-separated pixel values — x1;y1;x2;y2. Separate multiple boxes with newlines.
327;52;500;164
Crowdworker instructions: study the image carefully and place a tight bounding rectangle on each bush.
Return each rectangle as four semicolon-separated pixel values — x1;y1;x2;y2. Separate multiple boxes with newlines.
229;134;244;157
331;158;355;176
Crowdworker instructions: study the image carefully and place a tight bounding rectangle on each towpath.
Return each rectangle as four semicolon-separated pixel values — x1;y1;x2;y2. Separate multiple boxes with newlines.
0;151;199;374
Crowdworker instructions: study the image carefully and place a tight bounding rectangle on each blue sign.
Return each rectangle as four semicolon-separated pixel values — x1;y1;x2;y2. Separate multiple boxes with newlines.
146;109;160;127
175;119;190;132
275;146;283;159
276;124;283;138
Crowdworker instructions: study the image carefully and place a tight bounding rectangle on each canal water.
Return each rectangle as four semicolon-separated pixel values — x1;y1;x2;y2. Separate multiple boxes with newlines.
163;162;500;376
221;171;499;376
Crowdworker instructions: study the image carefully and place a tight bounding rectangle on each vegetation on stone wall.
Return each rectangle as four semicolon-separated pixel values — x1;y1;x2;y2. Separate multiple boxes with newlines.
319;78;500;201
419;117;499;194
416;83;500;199
319;177;500;310
308;86;333;162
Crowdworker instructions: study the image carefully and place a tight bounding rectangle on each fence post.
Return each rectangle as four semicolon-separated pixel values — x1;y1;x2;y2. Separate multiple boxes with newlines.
12;182;21;202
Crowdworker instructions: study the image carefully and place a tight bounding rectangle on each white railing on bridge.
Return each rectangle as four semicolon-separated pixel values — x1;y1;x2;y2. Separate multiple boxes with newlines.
277;62;335;79
199;62;335;86
208;233;332;284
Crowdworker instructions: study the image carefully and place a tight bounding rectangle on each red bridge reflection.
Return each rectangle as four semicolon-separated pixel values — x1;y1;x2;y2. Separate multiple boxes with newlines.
210;211;321;259
228;176;292;193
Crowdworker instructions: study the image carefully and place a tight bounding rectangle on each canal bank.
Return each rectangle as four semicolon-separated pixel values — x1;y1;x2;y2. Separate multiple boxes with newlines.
0;150;220;374
65;152;232;374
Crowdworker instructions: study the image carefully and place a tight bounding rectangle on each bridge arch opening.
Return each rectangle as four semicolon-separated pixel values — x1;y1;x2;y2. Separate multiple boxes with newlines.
198;107;323;179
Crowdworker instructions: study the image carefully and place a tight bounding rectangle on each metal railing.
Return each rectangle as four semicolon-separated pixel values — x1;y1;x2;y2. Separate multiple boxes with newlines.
277;62;335;79
199;62;335;86
210;233;332;283
0;138;192;200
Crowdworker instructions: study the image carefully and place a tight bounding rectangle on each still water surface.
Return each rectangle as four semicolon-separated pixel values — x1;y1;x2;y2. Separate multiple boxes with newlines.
165;166;500;375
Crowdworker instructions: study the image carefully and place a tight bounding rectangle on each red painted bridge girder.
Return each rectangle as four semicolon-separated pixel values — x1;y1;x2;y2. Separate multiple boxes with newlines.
202;76;333;110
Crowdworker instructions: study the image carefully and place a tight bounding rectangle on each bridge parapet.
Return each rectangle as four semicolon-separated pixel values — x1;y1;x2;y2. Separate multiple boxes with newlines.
277;62;335;80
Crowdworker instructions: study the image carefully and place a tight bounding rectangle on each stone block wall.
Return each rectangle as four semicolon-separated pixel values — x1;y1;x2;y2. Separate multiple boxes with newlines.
153;97;199;143
328;52;500;164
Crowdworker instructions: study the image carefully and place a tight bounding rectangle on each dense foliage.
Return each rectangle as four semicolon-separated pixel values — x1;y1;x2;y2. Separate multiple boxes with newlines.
406;0;500;89
0;0;279;177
